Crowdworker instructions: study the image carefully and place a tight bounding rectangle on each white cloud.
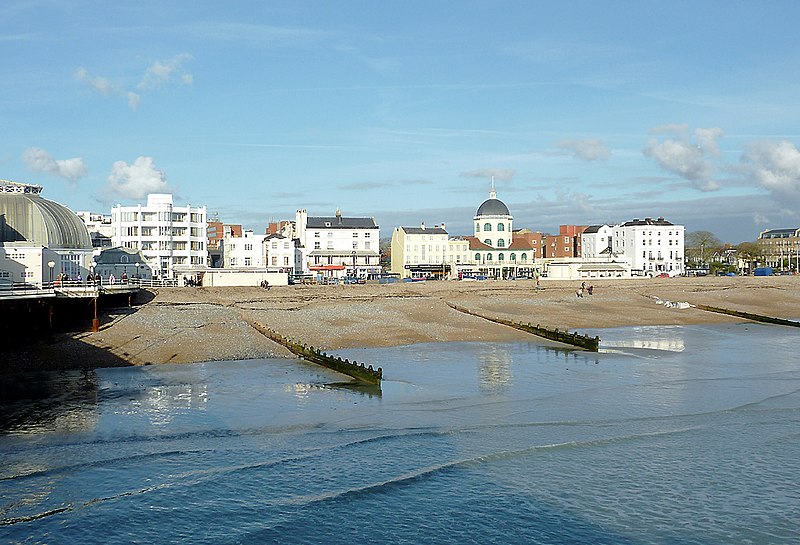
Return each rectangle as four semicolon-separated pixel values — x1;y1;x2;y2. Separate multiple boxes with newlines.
75;54;193;110
554;139;611;161
22;147;87;182
460;168;516;181
74;67;119;96
643;126;724;191
137;54;194;91
742;140;800;202
106;157;170;200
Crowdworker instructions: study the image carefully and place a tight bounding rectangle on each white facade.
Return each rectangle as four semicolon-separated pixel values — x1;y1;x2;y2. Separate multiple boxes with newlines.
223;230;267;269
111;194;208;279
581;225;614;258
390;224;472;279
295;209;381;279
611;218;685;276
264;234;296;272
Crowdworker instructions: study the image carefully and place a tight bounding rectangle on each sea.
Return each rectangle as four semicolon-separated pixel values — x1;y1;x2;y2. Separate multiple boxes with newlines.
1;322;799;544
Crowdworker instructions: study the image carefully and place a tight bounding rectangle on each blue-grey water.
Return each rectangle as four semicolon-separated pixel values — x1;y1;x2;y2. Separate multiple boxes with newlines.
1;323;799;544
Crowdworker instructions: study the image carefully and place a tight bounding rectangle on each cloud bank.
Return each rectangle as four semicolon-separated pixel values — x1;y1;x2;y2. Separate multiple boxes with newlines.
741;140;800;203
460;168;516;181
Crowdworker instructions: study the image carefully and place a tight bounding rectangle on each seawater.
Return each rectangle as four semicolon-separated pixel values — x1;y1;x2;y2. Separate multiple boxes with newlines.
1;323;799;544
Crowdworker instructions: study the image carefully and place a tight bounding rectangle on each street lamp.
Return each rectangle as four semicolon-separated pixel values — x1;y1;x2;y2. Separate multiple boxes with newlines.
352;251;357;276
47;260;55;287
135;262;140;284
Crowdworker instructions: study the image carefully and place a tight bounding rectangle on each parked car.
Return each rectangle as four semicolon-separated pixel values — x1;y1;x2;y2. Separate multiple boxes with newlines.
656;273;670;278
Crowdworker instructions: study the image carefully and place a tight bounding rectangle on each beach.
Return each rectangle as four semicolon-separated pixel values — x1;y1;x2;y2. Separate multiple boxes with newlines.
35;275;792;368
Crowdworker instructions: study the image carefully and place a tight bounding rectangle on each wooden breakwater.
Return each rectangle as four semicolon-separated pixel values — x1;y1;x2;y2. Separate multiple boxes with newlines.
250;322;382;385
446;302;600;351
695;304;800;328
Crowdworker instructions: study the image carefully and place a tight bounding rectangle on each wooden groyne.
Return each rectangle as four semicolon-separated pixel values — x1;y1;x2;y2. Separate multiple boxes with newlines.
695;304;800;328
446;302;600;351
250;322;382;385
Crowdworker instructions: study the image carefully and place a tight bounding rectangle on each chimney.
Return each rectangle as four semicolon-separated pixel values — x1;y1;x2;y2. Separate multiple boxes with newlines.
421;221;426;230
441;223;446;230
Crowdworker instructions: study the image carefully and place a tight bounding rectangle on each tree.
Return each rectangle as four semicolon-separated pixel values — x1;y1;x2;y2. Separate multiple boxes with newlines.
736;241;763;274
685;231;722;264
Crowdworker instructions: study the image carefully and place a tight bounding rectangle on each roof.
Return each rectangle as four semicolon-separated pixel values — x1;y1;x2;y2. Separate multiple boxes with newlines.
307;216;378;229
583;225;608;234
759;228;800;239
94;247;147;264
401;226;448;235
621;217;673;227
0;193;91;249
475;198;510;217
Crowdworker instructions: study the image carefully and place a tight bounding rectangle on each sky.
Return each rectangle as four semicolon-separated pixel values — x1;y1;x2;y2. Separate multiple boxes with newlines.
3;0;800;244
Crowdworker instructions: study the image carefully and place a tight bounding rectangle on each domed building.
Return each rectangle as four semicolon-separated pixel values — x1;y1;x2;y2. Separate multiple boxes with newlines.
465;181;540;279
0;180;93;286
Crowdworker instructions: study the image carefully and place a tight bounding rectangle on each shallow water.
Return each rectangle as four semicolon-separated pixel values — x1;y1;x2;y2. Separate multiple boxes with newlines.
1;322;799;544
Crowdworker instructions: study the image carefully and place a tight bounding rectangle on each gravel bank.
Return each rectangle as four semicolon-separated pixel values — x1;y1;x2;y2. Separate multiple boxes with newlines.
13;275;800;369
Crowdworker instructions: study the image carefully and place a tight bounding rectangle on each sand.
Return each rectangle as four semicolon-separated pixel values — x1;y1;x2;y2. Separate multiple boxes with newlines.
55;275;799;367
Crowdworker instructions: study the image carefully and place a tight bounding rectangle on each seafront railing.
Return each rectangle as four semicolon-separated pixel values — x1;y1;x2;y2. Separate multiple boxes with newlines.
445;302;600;351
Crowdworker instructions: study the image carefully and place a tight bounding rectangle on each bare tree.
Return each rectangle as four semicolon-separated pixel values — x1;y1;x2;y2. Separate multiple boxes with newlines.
685;231;722;264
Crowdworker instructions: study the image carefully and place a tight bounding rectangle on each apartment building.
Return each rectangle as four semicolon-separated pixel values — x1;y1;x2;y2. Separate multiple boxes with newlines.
111;193;208;279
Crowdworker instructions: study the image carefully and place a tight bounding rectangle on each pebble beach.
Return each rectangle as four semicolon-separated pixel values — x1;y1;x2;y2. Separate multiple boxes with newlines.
30;274;792;369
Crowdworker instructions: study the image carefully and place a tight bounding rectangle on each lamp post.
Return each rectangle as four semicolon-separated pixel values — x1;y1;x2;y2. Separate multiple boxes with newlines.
135;262;140;284
47;260;55;288
352;251;357;276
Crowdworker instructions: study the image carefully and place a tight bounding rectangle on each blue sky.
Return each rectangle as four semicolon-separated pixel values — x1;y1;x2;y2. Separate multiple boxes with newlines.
3;0;800;243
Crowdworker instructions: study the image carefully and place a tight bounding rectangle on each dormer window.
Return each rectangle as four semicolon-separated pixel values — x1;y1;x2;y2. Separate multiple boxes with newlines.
325;222;331;227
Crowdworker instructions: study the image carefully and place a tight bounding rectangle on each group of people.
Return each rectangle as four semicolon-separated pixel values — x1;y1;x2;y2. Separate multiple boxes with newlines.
577;281;594;298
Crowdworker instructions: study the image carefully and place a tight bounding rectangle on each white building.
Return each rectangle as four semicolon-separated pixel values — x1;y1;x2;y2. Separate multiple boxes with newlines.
264;233;298;272
76;211;114;249
224;230;267;269
111;194;208;279
581;225;615;258
611;217;685;276
390;224;472;279
295;209;380;280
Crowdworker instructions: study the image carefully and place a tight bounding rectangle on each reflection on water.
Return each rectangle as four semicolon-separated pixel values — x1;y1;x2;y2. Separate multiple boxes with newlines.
0;370;100;435
477;344;513;393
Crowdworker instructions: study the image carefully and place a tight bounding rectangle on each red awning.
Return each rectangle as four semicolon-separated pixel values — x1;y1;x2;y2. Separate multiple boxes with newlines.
308;265;346;271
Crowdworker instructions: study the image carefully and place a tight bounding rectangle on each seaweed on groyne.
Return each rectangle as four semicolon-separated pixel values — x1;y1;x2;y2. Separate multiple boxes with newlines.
250;322;382;385
445;302;600;351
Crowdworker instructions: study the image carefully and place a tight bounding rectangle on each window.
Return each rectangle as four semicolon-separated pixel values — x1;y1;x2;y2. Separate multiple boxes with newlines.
314;232;320;238
352;241;358;249
244;244;253;251
314;242;321;250
244;257;252;266
487;253;492;261
484;223;492;231
498;253;505;261
327;242;334;250
365;242;371;250
271;242;277;249
497;223;505;232
510;253;516;261
476;223;480;232
272;256;277;266
284;256;289;265
484;239;491;245
475;253;481;260
497;239;505;248
521;253;527;261
284;242;290;249
353;232;359;237
230;258;237;266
